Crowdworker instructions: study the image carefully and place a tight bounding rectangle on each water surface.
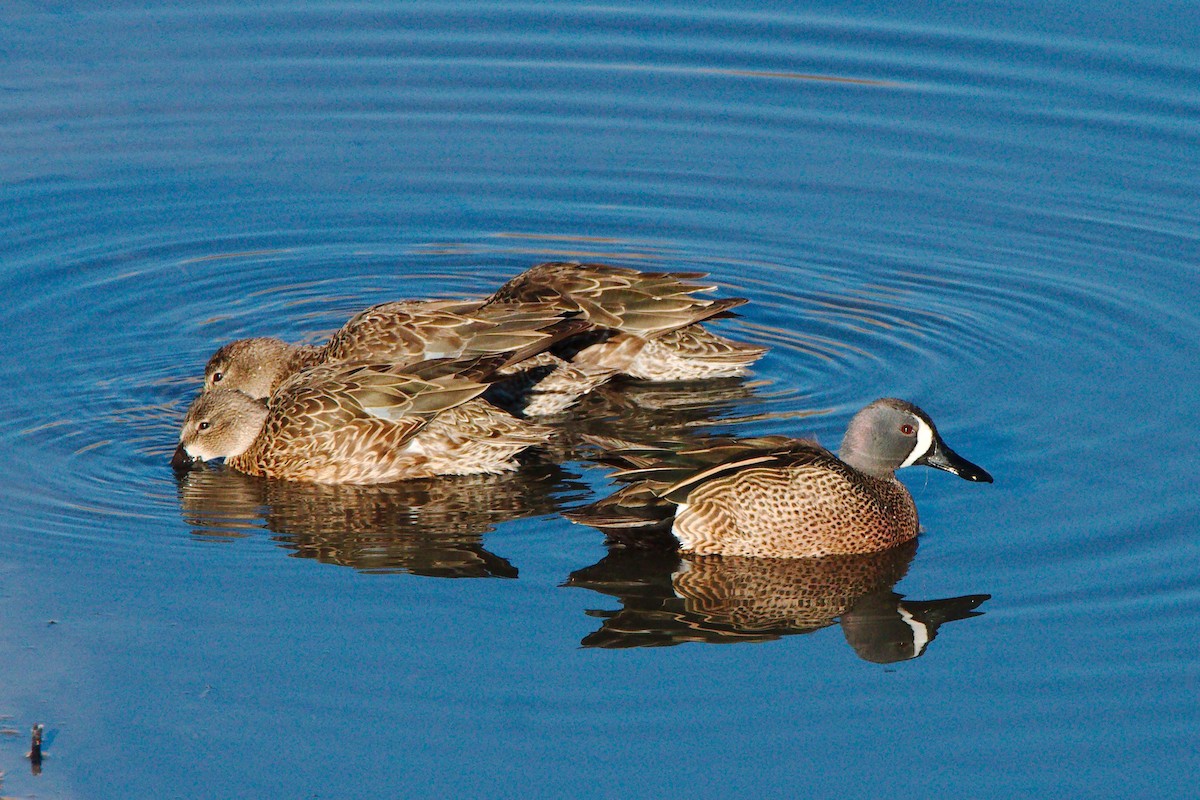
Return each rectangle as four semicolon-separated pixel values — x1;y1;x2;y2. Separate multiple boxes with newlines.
2;1;1198;797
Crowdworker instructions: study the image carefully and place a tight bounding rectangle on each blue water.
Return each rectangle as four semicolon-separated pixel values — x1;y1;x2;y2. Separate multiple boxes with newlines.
2;1;1198;797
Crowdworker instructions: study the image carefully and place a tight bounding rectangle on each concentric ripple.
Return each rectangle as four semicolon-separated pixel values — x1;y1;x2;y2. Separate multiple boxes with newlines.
1;0;1196;575
2;2;1200;798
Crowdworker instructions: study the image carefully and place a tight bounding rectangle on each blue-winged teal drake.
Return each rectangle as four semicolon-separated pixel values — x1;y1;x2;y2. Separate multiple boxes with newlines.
201;262;765;415
568;398;992;558
172;357;551;484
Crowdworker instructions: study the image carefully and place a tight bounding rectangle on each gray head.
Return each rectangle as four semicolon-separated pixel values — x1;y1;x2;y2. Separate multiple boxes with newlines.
171;389;270;470
838;398;992;483
203;337;299;399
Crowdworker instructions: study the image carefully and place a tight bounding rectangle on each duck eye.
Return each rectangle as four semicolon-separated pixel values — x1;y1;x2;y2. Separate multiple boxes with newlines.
198;421;211;431
211;372;224;383
900;424;915;436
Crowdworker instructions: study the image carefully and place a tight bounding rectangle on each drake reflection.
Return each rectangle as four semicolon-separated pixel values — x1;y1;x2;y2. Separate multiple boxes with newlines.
176;462;588;578
565;540;989;661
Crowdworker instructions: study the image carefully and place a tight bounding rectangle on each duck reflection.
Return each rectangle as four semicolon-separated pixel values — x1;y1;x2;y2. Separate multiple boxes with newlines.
541;375;768;461
565;540;989;661
176;462;589;578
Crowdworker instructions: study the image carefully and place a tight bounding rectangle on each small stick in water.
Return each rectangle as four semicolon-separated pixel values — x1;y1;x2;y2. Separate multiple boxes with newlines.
28;724;43;774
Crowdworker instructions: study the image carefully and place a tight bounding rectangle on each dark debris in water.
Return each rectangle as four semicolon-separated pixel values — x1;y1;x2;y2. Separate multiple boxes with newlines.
28;724;43;775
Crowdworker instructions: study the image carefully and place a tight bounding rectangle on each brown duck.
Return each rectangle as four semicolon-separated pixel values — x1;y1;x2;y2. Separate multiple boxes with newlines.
172;358;551;484
485;261;767;383
201;262;765;414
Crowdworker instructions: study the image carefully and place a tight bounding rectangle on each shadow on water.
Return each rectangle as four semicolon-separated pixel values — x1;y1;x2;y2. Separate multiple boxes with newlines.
565;539;990;662
175;462;589;578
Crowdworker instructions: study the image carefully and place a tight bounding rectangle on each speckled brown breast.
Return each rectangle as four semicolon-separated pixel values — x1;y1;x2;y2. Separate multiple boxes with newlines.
672;460;919;558
228;412;434;484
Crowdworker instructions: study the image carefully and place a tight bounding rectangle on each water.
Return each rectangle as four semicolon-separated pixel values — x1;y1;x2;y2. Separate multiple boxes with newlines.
2;1;1198;796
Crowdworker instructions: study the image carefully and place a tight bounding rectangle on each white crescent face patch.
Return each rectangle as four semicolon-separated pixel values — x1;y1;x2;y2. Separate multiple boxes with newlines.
898;417;935;469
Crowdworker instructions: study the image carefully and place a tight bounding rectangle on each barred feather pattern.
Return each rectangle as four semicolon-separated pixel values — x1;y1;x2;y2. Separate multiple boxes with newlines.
203;298;584;400
181;361;546;484
622;325;768;381
485;262;730;338
572;435;920;558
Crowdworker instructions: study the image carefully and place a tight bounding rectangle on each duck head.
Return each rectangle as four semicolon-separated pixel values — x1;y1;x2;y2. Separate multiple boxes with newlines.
839;398;993;483
203;337;299;399
172;389;270;471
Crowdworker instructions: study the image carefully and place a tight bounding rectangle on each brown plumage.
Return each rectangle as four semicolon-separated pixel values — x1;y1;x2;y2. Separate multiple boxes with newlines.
173;358;551;484
567;399;992;558
484;261;766;382
201;262;765;415
203;299;588;401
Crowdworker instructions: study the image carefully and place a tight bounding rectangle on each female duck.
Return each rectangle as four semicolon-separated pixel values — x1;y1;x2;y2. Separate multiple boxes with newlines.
201;262;766;415
172;358;551;484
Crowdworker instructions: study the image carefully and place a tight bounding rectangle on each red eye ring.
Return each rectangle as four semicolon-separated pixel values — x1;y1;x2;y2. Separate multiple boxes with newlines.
900;424;915;436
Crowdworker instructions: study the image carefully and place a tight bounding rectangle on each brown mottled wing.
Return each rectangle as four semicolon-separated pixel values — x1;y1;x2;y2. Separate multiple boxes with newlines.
323;301;468;364
581;434;831;504
336;362;494;421
562;482;681;549
569;436;835;549
268;360;492;444
647;325;768;363
659;443;843;505
583;434;801;481
485;262;746;339
323;299;588;369
448;301;591;366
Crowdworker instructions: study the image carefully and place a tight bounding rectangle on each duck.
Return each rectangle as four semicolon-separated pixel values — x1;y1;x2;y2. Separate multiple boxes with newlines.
200;262;766;415
567;398;992;558
202;299;588;401
171;357;552;484
485;261;767;383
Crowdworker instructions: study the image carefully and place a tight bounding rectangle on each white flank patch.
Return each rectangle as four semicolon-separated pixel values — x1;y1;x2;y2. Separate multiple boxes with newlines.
897;604;930;658
670;503;691;548
899;418;935;468
401;439;426;456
